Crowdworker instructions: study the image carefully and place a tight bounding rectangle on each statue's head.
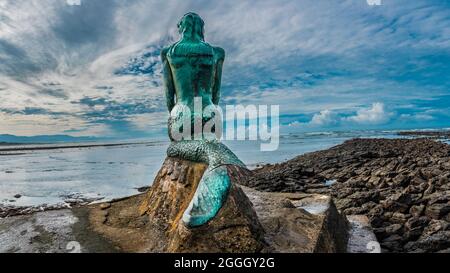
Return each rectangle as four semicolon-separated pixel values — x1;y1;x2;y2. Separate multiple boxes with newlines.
177;12;205;41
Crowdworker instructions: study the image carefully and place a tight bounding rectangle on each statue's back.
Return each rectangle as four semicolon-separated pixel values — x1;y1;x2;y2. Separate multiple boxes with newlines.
166;41;216;107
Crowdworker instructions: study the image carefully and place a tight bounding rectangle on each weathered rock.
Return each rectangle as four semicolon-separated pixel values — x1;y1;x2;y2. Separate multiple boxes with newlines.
405;231;450;253
381;234;403;252
425;203;450;220
391;212;410;224
241;186;349;253
421;219;449;238
405;216;429;231
386;224;403;235
409;205;425;218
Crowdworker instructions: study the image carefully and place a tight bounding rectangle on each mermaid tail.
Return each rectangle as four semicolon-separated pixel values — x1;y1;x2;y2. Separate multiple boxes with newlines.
181;165;230;227
167;140;246;227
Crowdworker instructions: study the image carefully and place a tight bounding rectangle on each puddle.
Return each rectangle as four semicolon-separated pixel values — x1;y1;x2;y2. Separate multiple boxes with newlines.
299;203;329;214
6;195;67;207
325;179;337;186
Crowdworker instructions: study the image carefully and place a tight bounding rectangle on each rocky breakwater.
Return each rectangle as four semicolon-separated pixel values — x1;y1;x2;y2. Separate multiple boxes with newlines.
241;138;450;253
398;130;450;139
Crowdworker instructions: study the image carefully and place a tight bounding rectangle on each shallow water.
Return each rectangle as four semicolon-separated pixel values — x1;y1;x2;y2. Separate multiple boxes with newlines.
0;143;167;207
0;130;425;207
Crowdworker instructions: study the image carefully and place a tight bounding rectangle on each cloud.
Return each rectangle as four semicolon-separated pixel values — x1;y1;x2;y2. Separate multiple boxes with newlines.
0;0;449;137
39;88;69;99
290;102;393;128
345;102;392;125
399;113;434;121
310;110;339;126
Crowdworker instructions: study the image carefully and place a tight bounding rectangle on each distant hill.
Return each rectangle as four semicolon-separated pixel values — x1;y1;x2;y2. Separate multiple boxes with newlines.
0;134;104;144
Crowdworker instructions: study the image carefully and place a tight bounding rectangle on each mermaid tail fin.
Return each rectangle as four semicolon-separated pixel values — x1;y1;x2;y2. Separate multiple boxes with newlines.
182;165;231;227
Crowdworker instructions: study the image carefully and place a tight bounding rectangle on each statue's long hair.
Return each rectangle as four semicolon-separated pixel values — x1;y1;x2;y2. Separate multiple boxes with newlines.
177;12;205;41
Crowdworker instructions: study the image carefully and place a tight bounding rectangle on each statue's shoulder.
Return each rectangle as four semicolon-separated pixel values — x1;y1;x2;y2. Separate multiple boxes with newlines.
161;45;173;59
213;46;225;60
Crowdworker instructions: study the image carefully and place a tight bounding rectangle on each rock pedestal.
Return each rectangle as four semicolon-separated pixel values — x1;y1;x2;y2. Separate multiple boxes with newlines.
139;157;266;252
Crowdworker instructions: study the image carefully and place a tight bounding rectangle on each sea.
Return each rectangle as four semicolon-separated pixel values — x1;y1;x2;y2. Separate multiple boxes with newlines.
1;130;448;208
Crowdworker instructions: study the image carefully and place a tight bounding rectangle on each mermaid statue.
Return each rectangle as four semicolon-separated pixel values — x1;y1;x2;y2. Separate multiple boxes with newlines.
161;13;246;227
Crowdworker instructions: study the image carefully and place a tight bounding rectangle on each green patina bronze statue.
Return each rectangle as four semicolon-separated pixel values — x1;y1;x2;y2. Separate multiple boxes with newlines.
161;13;246;227
162;12;224;141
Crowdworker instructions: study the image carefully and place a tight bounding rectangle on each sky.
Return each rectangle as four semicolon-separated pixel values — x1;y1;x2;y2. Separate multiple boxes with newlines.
0;0;449;139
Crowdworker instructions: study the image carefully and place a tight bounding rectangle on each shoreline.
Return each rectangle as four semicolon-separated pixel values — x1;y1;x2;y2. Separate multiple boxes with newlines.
0;141;166;153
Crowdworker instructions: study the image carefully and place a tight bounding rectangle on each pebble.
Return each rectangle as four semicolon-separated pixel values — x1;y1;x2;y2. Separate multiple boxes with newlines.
100;203;111;210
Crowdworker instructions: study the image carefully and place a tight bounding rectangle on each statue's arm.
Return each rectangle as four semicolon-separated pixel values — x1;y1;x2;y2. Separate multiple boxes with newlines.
161;47;176;112
212;47;225;105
